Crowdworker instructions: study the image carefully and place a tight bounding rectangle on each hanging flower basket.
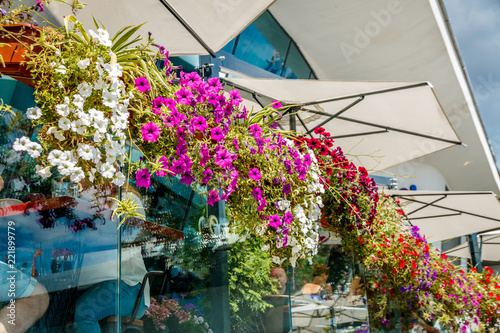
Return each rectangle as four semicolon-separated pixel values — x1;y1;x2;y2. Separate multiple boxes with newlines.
0;24;41;88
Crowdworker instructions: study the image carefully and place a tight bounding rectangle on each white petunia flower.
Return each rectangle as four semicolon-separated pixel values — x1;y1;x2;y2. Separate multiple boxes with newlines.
78;82;93;98
48;149;65;166
77;58;91;70
71;119;86;135
77;144;96;161
112;171;126;186
26;142;42;158
100;162;115;178
58;117;71;131
104;63;123;78
77;111;91;126
26;107;42;120
88;108;104;121
93;132;104;143
102;90;118;108
94;117;109;133
70;167;85;183
35;165;52;179
58;160;76;176
73;94;85;110
56;103;70;117
13;136;31;151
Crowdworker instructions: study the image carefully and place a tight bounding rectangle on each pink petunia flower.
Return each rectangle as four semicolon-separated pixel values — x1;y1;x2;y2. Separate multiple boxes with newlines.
249;168;261;181
136;168;151;188
135;77;151;93
272;100;282;108
190;116;208;133
249;124;263;139
207;190;220;206
156;156;170;177
210;127;225;142
141;122;161;142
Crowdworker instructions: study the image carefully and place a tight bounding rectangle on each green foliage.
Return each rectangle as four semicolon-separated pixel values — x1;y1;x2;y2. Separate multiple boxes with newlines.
228;236;278;332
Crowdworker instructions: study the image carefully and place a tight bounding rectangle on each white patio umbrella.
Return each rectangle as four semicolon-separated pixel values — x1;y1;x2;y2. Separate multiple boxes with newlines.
223;78;461;171
44;0;275;56
445;233;500;262
385;190;500;243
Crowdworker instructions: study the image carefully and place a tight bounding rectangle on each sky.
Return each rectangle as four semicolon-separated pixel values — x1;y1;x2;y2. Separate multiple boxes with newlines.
442;0;500;169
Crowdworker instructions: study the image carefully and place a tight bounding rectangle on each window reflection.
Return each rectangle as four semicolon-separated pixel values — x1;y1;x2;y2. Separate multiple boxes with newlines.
221;11;316;80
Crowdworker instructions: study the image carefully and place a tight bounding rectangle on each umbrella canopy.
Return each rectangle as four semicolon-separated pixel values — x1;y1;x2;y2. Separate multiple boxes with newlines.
223;77;461;171
267;0;500;194
445;233;500;262
385;190;500;243
44;0;275;56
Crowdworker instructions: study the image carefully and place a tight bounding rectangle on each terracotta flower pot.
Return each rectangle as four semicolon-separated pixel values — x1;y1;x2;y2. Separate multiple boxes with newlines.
0;24;41;88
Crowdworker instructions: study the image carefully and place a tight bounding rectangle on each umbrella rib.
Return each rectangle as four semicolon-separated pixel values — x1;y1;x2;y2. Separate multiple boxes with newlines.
404;196;447;216
297;82;429;107
401;197;500;222
305;96;364;135
158;0;216;57
336;116;462;145
409;212;462;220
295;113;313;138
331;130;388;139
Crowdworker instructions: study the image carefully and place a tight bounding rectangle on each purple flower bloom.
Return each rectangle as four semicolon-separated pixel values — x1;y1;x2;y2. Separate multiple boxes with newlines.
232;138;239;150
207;190;220;206
180;171;195;185
170;159;187;175
211;126;225;142
269;214;282;229
250;147;257;155
257;197;267;211
282;183;291;195
141;122;161;142
0;8;6;16
249;168;261;181
175;87;194;105
200;144;211;167
283;211;293;224
249;124;263;139
228;90;242;106
251;188;263;201
190;116;208;133
215;149;233;169
156;156;170;177
208;77;223;93
136;168;151;188
272;100;282;108
202;168;213;185
135;77;151;93
34;0;44;12
176;140;187;156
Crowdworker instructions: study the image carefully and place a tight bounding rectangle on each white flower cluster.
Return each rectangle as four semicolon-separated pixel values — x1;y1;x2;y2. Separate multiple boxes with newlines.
14;27;132;187
267;146;325;267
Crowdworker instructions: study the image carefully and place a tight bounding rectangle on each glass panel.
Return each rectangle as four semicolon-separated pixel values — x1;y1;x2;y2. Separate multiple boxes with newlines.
282;43;311;79
290;233;370;332
0;108;120;332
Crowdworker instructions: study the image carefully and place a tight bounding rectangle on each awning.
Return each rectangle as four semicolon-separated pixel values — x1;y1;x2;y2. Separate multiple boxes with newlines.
268;0;500;194
445;233;500;262
223;77;461;171
44;0;275;57
385;190;500;243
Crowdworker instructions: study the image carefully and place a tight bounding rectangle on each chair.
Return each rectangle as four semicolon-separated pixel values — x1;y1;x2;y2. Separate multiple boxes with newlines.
100;270;166;333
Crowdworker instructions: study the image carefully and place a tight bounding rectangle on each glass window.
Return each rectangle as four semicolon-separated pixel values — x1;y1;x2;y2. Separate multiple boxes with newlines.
0;107;122;332
221;11;316;80
290;236;370;332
